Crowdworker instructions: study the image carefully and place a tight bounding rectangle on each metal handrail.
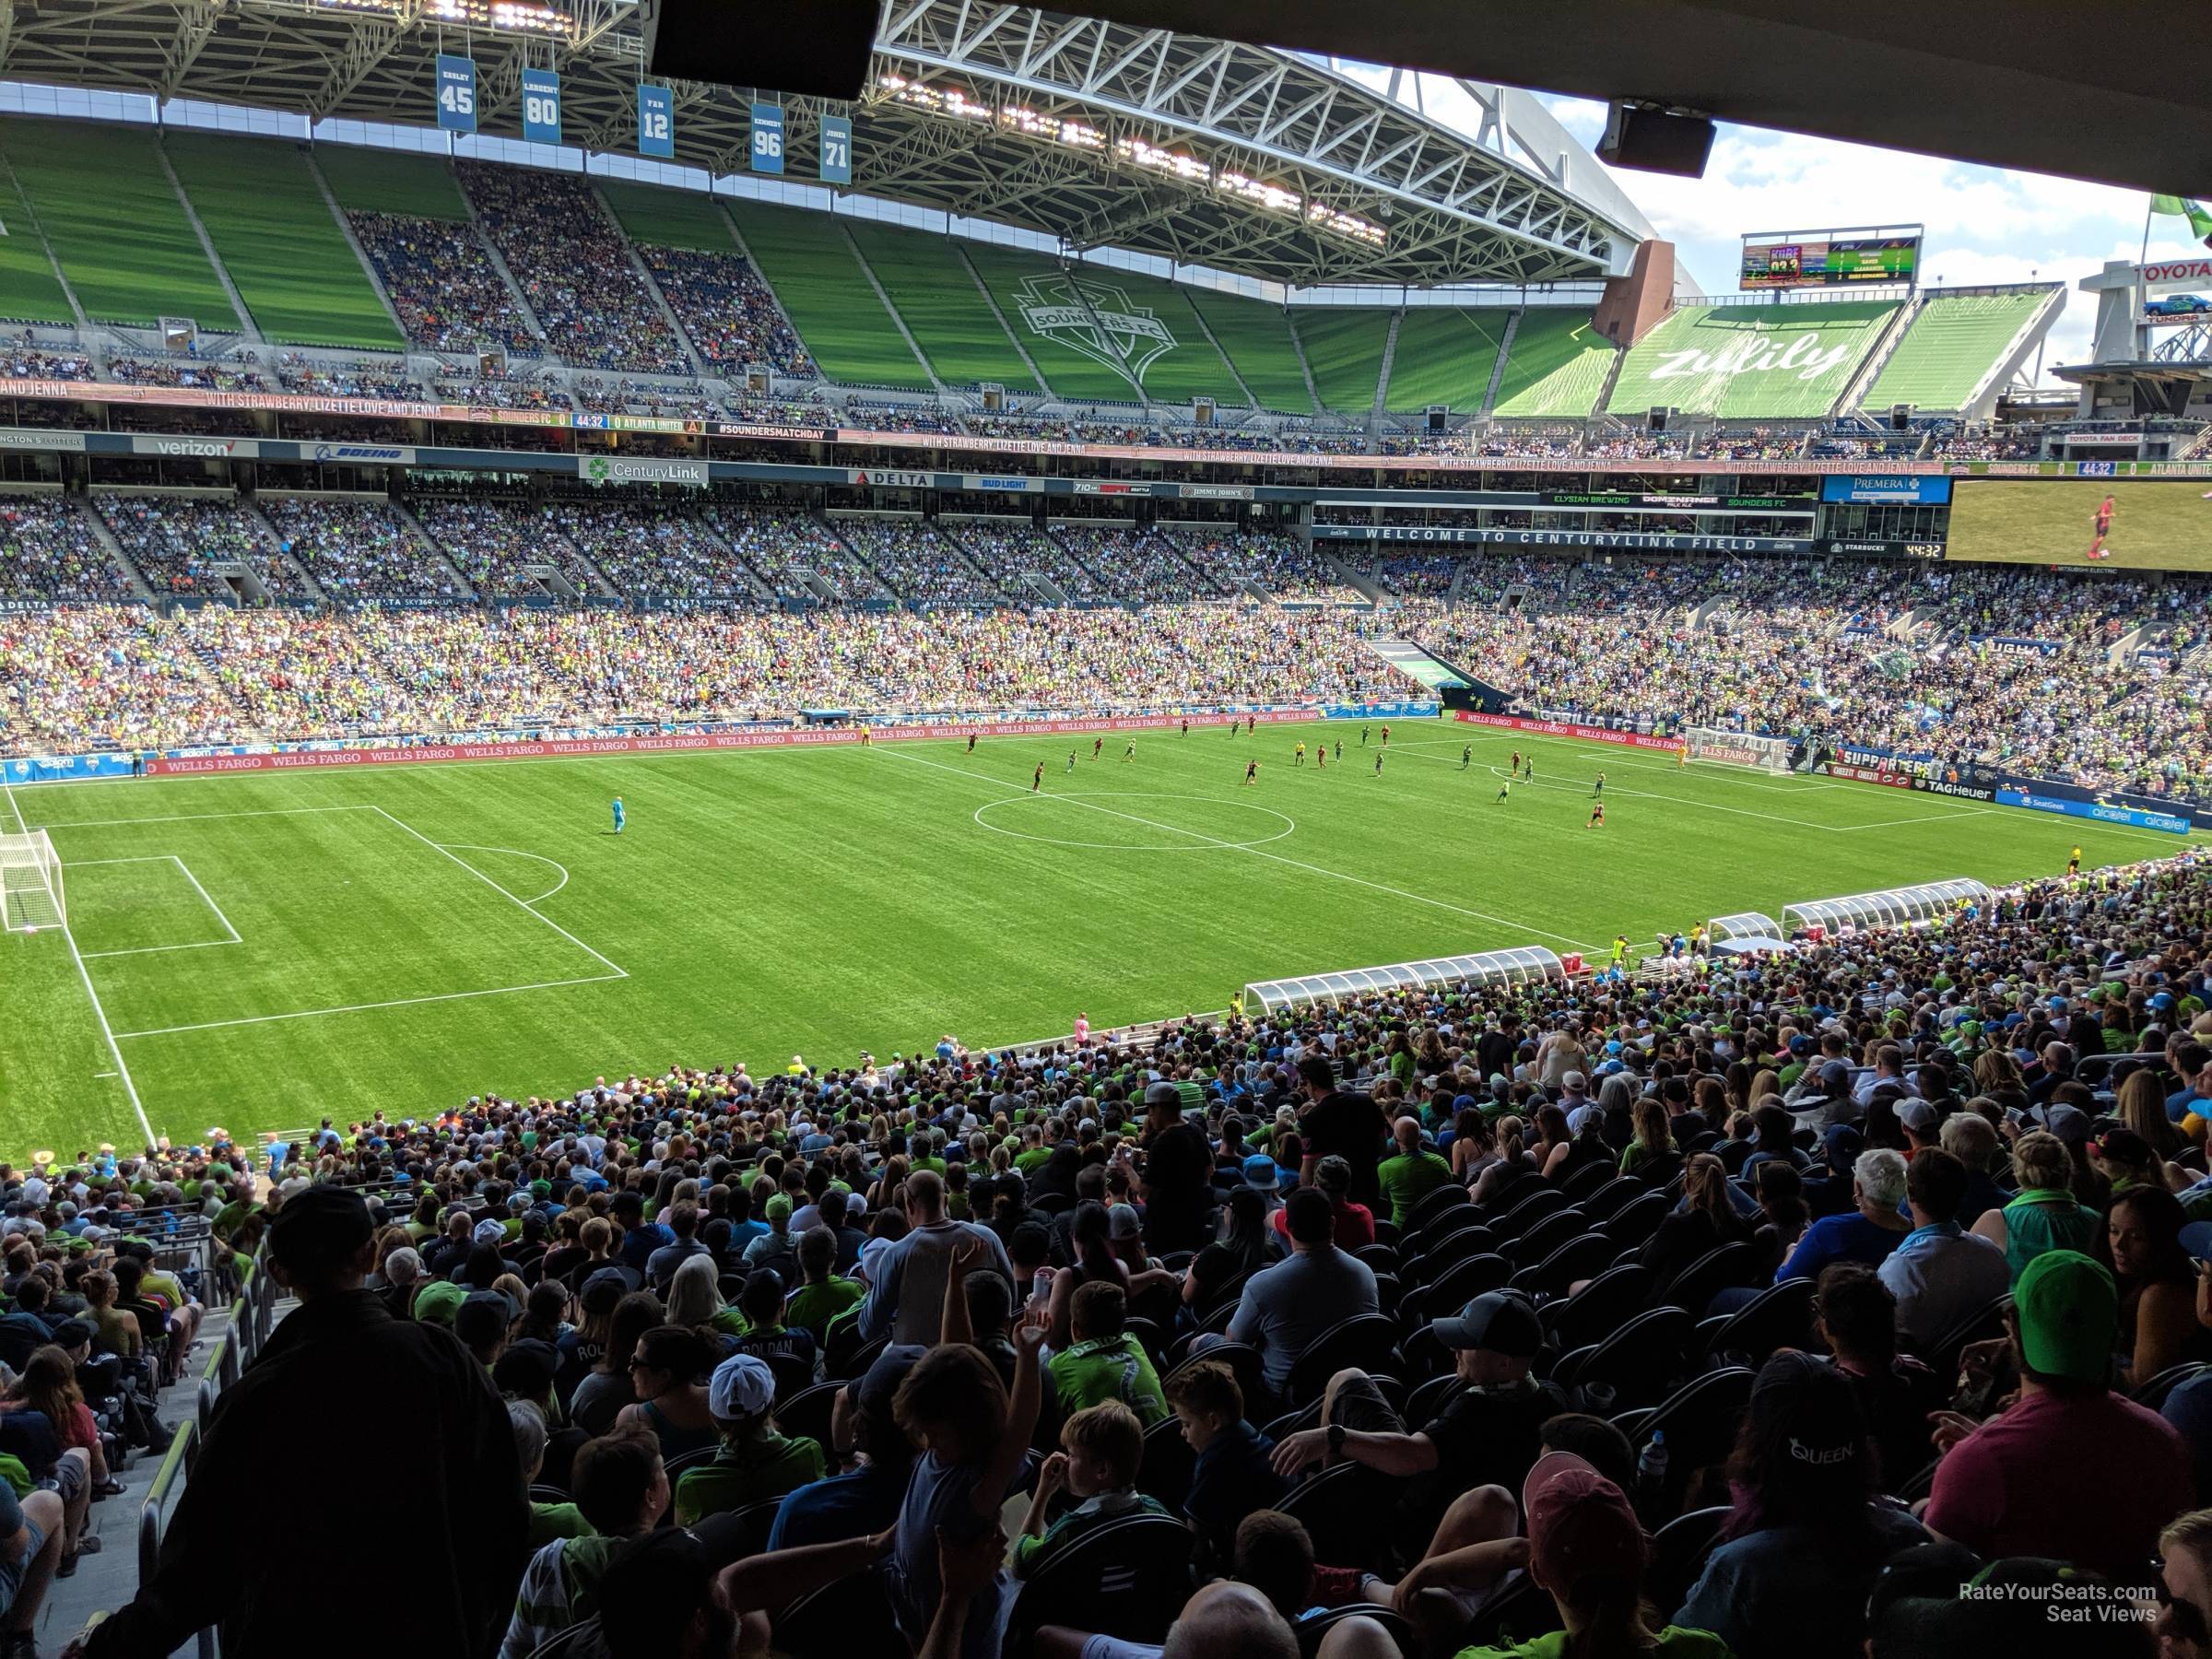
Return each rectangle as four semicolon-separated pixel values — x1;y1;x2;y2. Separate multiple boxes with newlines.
134;1241;275;1659
135;1418;206;1659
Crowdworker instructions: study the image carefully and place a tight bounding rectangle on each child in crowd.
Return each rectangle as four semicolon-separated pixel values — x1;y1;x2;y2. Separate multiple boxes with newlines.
1011;1400;1171;1576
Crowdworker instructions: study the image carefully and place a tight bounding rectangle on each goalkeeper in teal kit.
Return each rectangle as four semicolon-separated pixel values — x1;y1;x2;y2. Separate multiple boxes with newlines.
611;795;626;835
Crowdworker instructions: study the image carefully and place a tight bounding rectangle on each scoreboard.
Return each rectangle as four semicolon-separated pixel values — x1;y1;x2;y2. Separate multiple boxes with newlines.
1740;228;1921;290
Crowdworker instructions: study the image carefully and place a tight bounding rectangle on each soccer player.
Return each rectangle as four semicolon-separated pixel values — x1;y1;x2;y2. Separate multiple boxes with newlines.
1611;934;1630;970
1586;801;1606;829
1033;761;1044;794
2088;493;2116;561
1334;740;1342;762
1123;740;1135;763
1510;749;1522;776
968;732;978;754
1381;724;1390;747
610;795;625;834
1181;718;1189;737
1360;724;1370;746
1315;744;1326;771
2068;844;2082;876
1294;742;1306;768
1242;759;1260;786
1495;776;1511;804
1677;744;1688;769
1066;748;1077;773
1594;771;1606;797
1373;751;1384;777
1461;745;1472;770
859;724;871;747
1525;756;1535;782
1093;735;1104;760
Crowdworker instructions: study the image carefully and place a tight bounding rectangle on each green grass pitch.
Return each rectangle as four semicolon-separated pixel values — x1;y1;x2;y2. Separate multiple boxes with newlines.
1947;478;2212;571
1;718;2186;1159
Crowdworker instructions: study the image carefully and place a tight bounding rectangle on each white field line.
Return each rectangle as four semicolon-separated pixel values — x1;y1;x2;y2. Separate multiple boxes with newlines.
111;972;630;1040
1393;742;1986;834
438;843;571;906
1391;734;1837;793
876;746;1606;954
76;854;243;959
5;776;158;1144
29;805;378;830
369;806;627;978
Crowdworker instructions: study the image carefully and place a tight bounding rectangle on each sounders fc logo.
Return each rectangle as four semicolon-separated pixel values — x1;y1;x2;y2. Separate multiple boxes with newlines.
1013;274;1178;386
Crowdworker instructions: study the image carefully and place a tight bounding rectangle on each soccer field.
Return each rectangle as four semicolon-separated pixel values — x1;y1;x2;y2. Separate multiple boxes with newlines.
0;717;2186;1159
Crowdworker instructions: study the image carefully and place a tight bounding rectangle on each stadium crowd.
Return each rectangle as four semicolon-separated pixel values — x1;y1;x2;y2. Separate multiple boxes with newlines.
8;848;2211;1659
634;247;810;378
458;166;689;377
348;212;543;356
259;496;471;604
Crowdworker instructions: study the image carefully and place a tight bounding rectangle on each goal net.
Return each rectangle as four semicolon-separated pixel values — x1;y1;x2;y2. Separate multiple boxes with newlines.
1683;727;1795;776
0;830;64;932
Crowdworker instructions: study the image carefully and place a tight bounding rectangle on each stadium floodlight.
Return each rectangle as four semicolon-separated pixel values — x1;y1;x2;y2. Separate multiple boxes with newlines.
1683;727;1795;776
0;830;64;933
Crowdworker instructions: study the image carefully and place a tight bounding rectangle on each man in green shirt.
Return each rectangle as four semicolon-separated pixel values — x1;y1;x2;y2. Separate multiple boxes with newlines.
1045;1281;1167;1426
784;1226;865;1341
1375;1116;1453;1228
672;1353;825;1526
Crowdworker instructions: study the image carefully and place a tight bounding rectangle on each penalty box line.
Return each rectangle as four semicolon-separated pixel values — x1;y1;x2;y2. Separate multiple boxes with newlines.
71;855;244;958
2;777;158;1146
874;745;1605;954
94;804;630;1040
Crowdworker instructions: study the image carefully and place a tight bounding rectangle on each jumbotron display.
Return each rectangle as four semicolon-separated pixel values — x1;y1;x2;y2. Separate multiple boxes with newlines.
1947;477;2212;570
1739;227;1922;289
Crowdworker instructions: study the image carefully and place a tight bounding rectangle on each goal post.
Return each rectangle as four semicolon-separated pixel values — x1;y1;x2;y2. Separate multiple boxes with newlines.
1682;727;1796;776
0;830;64;932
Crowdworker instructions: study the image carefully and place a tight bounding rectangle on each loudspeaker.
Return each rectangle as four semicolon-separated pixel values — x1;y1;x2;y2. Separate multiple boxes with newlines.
1596;102;1715;177
641;0;877;100
1888;403;1913;430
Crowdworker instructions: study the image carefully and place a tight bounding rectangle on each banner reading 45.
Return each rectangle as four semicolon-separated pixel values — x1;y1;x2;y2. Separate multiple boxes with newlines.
522;69;561;146
435;55;477;134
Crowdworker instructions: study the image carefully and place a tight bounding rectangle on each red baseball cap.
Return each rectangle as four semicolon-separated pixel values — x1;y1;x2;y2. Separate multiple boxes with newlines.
1522;1452;1644;1592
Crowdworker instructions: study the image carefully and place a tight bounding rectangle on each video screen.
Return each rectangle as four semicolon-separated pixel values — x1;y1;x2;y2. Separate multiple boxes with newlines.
1945;477;2212;570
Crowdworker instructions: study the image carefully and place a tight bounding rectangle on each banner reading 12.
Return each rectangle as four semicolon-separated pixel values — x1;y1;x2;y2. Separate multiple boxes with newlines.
521;69;561;145
638;84;675;158
435;55;477;134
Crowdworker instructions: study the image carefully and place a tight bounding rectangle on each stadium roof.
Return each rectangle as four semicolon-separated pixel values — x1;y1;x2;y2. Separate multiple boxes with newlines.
0;0;1645;288
1032;0;2212;199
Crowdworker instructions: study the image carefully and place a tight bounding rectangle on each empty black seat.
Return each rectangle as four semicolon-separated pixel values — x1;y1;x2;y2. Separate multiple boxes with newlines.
1620;1367;1754;1522
1512;1232;1618;1300
1698;1276;1815;1369
1659;1241;1763;1317
1553;1305;1693;1410
1599;1190;1669;1250
1285;1313;1401;1408
1136;1413;1196;1508
1423;1253;1513;1316
1541;1263;1654;1356
1506;1207;1590;1266
1006;1513;1194;1653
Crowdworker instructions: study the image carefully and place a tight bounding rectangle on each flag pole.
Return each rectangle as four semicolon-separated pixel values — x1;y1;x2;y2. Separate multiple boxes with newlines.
2142;199;2154;263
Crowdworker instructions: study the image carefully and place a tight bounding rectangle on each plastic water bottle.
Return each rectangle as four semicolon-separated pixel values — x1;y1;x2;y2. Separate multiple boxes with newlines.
1638;1430;1668;1497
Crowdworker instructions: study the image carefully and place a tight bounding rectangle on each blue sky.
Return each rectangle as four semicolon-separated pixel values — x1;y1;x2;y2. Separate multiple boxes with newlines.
1334;66;2210;380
